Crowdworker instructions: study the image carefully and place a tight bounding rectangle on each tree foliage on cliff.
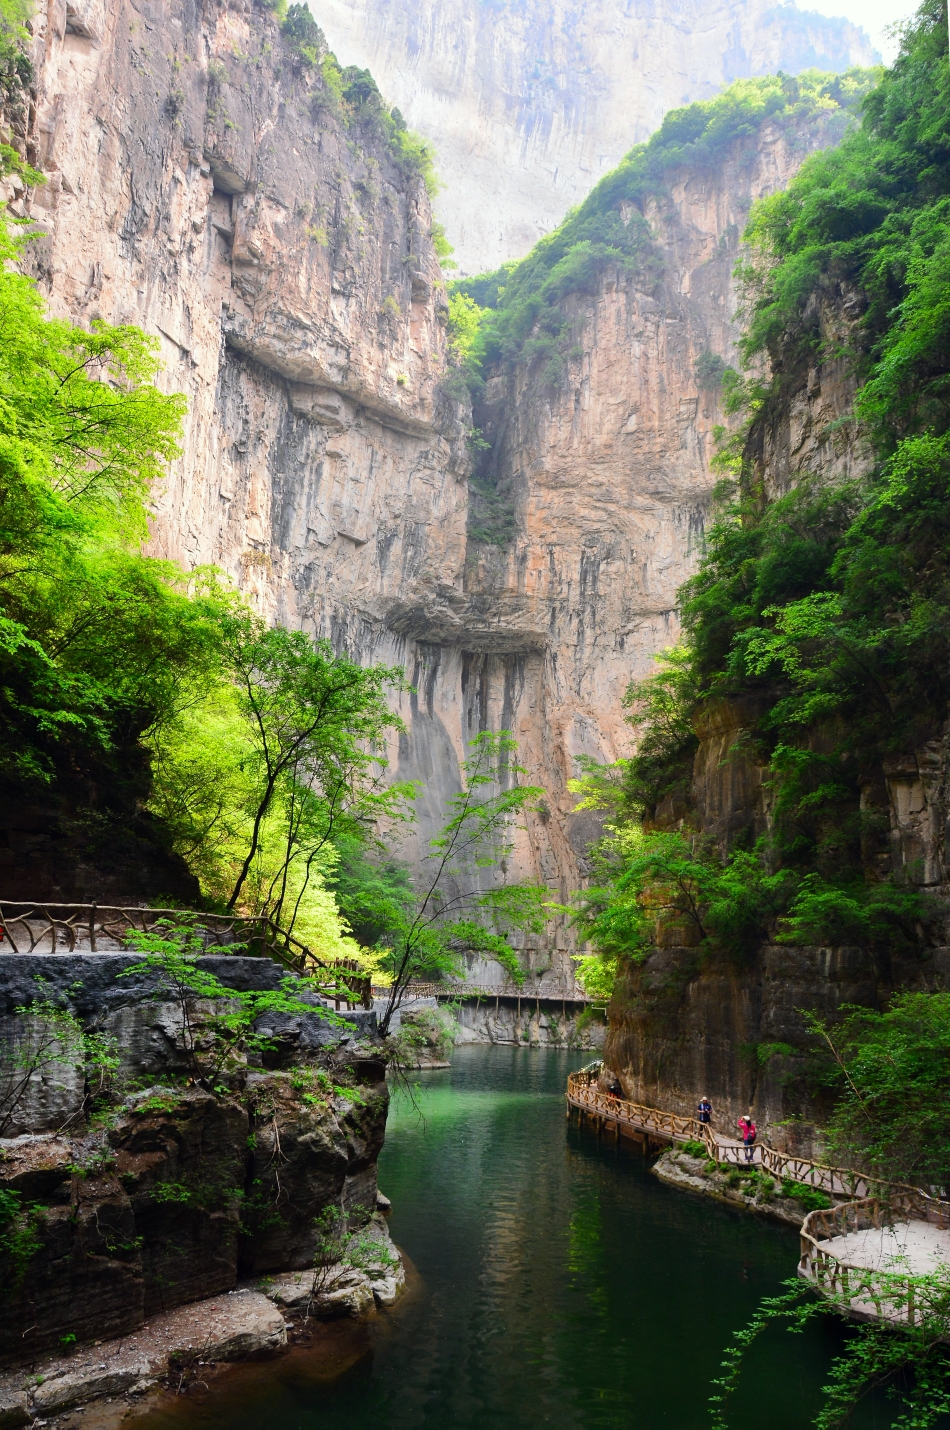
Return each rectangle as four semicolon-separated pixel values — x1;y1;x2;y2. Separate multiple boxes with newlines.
577;3;950;991
0;215;400;964
277;3;438;196
0;214;210;792
374;731;549;1036
452;68;875;382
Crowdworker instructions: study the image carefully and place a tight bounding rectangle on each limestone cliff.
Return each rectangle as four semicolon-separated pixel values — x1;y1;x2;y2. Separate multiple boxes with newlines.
602;287;950;1159
18;0;469;627
452;104;854;976
315;0;878;273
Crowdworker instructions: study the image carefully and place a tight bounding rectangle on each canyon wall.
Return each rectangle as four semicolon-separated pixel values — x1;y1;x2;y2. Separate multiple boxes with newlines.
602;288;950;1158
459;102;855;921
4;0;859;993
314;0;878;273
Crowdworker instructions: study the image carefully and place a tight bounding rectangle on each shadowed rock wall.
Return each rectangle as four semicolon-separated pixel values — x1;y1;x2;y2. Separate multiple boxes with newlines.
603;306;950;1157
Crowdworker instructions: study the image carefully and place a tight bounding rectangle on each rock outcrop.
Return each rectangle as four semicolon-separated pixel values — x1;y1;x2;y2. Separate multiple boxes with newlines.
0;954;388;1364
602;292;950;1158
315;0;878;273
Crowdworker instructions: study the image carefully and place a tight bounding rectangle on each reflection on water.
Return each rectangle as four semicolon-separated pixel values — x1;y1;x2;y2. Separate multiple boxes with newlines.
140;1045;901;1430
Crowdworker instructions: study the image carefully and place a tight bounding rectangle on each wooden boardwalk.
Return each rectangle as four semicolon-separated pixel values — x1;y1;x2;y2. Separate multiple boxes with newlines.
567;1069;950;1329
799;1190;950;1327
566;1070;876;1198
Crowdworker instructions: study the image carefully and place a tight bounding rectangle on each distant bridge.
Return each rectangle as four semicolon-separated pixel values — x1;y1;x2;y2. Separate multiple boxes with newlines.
379;981;592;1009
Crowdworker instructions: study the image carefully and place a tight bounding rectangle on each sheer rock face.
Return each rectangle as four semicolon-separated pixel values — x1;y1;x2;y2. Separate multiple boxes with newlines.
315;0;877;274
451;113;850;982
18;0;470;636
9;0;479;908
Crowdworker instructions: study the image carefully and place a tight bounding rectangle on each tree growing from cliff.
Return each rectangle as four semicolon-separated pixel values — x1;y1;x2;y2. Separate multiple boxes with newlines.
806;992;950;1188
0;996;118;1137
218;615;406;922
145;612;412;966
373;731;549;1037
0;212;234;806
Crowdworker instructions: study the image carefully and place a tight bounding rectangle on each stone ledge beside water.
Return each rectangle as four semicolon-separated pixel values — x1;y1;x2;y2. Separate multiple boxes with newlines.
652;1149;809;1227
0;1220;406;1426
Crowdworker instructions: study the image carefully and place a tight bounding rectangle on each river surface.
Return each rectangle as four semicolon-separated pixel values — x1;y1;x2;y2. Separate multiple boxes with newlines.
145;1045;902;1430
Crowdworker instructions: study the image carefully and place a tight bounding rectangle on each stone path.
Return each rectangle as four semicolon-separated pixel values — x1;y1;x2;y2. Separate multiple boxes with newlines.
824;1221;950;1278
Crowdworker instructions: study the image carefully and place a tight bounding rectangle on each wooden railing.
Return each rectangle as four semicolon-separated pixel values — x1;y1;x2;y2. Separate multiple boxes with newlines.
373;981;591;1003
799;1190;950;1325
0;901;373;1009
567;1071;891;1199
568;1070;950;1331
567;1072;703;1142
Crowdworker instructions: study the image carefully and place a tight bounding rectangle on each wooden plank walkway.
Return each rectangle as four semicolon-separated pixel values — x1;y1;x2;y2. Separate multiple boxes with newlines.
567;1069;950;1330
799;1191;950;1327
567;1070;884;1200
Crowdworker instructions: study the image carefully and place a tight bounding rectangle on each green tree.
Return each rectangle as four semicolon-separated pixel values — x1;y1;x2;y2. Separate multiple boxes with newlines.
807;992;950;1187
374;731;550;1036
0;212;228;800
0;995;118;1136
216;615;406;926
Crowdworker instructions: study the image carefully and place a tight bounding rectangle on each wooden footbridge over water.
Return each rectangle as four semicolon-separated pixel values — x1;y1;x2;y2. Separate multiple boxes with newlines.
567;1068;950;1331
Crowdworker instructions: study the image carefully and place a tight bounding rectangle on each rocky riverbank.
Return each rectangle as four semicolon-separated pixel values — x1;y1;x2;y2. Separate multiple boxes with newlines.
0;1215;405;1427
0;953;391;1369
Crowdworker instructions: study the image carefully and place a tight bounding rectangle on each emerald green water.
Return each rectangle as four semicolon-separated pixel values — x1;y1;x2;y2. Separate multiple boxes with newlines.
148;1045;899;1430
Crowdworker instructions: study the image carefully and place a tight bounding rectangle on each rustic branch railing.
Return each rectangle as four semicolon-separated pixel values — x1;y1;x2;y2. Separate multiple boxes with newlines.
567;1075;950;1331
799;1190;950;1326
0;901;373;1009
567;1071;893;1199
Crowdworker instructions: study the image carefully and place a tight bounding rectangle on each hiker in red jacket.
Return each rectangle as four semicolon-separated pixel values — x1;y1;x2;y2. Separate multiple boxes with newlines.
738;1113;757;1163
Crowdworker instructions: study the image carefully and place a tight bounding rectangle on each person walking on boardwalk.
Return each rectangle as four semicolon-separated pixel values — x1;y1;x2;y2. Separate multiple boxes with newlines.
698;1096;712;1126
738;1113;757;1163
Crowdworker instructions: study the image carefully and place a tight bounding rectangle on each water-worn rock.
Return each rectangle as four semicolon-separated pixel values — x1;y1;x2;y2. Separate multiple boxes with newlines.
0;1288;288;1421
33;1364;151;1413
313;1268;376;1319
260;1212;405;1313
241;1072;388;1274
168;1291;287;1361
652;1149;817;1228
109;1088;248;1317
0;953;388;1365
0;1390;30;1428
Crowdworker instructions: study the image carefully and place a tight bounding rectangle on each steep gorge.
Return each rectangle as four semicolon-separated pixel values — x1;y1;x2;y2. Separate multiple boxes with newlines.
1;0;867;999
601;4;950;1159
